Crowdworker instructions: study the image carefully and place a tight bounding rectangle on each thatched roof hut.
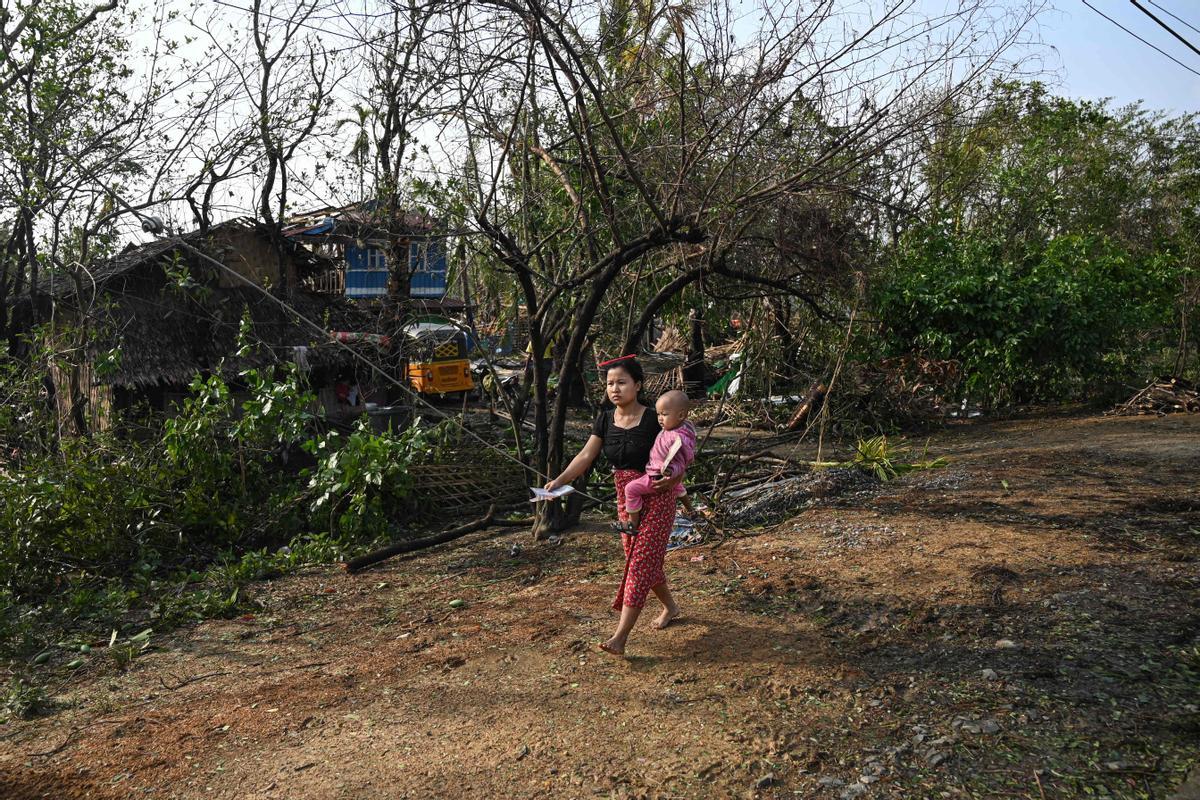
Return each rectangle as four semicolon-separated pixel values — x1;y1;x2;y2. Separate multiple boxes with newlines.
91;287;377;389
19;219;382;391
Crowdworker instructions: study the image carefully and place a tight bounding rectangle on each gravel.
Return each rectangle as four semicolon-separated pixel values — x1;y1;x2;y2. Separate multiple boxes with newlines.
809;519;901;555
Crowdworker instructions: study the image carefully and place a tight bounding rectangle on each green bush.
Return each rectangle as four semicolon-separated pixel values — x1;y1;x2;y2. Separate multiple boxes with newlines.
0;350;452;660
305;416;454;540
161;366;317;547
872;227;1178;405
0;365;313;604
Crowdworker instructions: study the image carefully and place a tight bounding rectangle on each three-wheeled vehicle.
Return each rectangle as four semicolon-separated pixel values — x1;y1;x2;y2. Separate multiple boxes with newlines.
402;322;475;395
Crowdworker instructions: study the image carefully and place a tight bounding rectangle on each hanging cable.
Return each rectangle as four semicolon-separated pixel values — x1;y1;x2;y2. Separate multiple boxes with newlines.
1081;0;1200;77
1130;0;1200;59
1148;0;1200;37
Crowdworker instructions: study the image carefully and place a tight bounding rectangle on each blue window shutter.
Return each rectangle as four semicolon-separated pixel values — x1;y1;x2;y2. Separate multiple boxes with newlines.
345;245;388;297
409;238;447;299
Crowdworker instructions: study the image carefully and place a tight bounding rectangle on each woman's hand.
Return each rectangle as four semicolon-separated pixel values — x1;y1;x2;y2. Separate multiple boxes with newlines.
546;435;602;493
650;471;683;493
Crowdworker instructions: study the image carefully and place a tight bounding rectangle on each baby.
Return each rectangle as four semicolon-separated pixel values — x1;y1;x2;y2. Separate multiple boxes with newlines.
620;390;697;535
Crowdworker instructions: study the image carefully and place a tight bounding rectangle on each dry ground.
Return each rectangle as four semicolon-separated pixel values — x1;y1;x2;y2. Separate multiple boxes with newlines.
3;413;1199;799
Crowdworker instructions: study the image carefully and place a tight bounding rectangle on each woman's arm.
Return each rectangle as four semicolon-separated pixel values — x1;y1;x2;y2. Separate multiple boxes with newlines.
650;470;684;493
545;435;603;490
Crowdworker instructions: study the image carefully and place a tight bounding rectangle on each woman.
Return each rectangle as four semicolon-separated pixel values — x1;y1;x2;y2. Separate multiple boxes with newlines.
545;356;683;655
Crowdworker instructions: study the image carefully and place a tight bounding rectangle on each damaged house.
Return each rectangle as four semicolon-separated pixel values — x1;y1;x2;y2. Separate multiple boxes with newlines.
283;201;458;312
14;219;384;432
284;201;476;397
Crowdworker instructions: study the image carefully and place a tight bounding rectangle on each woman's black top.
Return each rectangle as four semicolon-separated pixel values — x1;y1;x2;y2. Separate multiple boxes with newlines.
591;406;661;471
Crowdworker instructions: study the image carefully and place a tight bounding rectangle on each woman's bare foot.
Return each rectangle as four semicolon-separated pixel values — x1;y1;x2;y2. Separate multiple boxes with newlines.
598;638;626;656
652;605;681;629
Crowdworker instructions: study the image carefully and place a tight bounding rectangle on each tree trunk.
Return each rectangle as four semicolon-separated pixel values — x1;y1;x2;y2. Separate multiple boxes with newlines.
768;295;796;378
558;341;587;407
390;239;411;300
532;462;593;539
344;505;496;573
683;307;707;392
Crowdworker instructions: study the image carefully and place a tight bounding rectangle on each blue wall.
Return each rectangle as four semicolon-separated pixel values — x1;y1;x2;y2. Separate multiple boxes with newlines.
409;239;447;299
343;238;447;299
345;245;388;297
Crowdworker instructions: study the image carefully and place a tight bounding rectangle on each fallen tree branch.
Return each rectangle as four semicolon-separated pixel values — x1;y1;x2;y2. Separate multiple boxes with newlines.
1110;376;1200;416
491;516;534;527
343;505;497;574
787;381;827;431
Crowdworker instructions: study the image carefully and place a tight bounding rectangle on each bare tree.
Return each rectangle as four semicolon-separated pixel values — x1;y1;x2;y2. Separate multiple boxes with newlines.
403;0;1037;532
1;1;211;325
195;0;342;289
0;0;243;434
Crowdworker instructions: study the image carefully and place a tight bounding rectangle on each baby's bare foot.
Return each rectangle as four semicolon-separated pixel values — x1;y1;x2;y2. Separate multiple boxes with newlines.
652;606;681;630
598;638;626;656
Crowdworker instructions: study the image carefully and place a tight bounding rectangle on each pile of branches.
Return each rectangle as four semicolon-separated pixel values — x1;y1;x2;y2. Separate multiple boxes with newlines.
691;356;959;434
690;381;826;431
1110;377;1200;416
693;438;881;527
717;466;879;527
841;356;962;428
690;399;768;428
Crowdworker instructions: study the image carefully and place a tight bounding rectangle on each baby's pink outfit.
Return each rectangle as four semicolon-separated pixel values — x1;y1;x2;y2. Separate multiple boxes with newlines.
624;421;697;513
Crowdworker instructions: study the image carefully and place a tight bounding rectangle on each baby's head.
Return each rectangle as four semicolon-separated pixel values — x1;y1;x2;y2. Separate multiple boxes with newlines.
655;390;690;431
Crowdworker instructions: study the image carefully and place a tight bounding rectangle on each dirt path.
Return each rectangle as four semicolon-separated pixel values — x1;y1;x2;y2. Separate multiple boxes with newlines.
4;413;1199;799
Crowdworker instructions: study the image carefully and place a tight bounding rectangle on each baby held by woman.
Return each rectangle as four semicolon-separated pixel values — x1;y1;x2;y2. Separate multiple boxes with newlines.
617;390;696;535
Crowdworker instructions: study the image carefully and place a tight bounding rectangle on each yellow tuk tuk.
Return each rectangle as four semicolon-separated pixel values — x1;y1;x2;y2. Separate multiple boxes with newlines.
403;322;474;395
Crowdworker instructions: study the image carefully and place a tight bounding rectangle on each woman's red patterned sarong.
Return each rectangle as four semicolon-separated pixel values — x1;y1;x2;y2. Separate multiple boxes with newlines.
612;468;677;610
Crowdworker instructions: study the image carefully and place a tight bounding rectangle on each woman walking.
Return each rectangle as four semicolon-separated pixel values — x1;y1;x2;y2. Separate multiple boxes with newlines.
544;356;683;655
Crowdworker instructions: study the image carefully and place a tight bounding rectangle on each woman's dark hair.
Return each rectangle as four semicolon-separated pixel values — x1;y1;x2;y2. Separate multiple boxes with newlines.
603;357;644;385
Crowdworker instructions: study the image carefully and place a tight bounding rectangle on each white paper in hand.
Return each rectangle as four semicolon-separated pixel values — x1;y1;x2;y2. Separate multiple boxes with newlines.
530;485;575;502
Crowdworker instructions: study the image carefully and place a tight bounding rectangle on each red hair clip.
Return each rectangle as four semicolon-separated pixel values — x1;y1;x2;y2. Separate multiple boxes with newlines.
597;354;635;368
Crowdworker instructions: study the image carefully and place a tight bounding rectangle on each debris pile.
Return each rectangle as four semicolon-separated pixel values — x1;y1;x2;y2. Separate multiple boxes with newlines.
721;467;879;527
689;400;765;428
667;513;705;550
844;356;962;426
1110;377;1200;416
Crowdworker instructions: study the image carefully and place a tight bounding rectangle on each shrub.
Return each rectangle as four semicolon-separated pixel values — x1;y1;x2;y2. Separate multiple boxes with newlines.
305;416;455;542
0;349;453;659
872;227;1177;405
